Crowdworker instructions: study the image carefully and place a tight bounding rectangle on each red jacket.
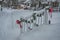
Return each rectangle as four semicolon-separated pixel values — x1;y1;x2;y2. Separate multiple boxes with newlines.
16;20;22;28
49;8;53;13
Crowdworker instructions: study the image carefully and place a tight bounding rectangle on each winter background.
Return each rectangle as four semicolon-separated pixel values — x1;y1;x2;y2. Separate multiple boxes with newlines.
0;7;60;40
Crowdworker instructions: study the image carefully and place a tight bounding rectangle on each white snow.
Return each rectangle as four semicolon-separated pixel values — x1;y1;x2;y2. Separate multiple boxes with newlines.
0;8;60;40
20;12;60;40
0;8;34;40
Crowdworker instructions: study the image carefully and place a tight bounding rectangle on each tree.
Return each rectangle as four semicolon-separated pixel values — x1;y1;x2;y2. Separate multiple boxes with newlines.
12;0;18;5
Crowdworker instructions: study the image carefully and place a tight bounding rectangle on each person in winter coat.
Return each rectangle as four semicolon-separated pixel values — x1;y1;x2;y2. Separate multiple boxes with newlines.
16;20;22;28
49;7;53;18
48;7;53;24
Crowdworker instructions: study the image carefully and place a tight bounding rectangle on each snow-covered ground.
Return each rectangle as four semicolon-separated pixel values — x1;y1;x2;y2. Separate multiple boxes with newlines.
0;8;34;40
0;8;60;40
20;12;60;40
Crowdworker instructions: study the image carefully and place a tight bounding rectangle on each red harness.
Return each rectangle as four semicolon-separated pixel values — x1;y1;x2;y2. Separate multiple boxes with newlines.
49;8;53;13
